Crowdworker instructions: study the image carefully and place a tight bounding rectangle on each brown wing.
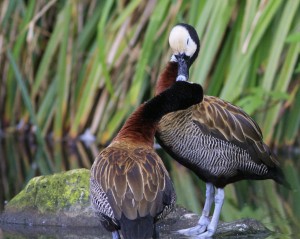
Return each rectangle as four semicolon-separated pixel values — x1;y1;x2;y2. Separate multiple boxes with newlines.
192;95;279;166
91;144;174;221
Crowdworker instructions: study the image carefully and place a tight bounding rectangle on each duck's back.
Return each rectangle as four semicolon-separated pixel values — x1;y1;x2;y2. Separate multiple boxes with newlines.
90;142;176;239
156;96;286;188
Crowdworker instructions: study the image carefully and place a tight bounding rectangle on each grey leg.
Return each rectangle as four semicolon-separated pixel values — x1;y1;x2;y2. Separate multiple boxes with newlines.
112;231;121;239
199;188;224;237
177;183;215;235
198;183;214;229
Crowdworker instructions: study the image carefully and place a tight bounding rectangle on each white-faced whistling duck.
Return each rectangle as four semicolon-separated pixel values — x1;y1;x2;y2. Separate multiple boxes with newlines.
155;23;290;238
90;80;203;239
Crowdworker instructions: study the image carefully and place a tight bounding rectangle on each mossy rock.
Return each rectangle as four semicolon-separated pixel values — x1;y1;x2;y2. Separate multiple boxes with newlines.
0;168;100;227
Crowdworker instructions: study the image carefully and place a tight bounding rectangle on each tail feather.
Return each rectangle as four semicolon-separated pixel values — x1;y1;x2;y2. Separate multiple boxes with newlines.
270;166;291;189
119;214;154;239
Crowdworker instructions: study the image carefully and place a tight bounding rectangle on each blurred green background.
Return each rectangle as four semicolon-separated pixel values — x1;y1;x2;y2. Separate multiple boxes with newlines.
0;0;299;238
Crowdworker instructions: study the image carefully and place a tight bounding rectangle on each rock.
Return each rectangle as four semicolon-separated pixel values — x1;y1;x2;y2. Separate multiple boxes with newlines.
0;168;96;227
157;207;271;239
0;169;271;238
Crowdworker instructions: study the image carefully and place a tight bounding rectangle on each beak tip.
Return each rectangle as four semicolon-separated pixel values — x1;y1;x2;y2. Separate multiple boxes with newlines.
176;75;188;81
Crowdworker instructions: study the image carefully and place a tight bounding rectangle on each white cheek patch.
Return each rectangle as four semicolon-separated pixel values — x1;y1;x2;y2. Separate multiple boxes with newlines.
169;26;189;54
169;25;197;57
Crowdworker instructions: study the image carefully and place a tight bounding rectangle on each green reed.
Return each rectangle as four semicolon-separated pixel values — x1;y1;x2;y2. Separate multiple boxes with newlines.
1;0;299;147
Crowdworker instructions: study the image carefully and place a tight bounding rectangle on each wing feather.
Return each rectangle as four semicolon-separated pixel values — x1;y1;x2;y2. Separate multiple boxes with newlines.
91;144;174;222
127;164;144;201
114;173;127;198
193;96;279;166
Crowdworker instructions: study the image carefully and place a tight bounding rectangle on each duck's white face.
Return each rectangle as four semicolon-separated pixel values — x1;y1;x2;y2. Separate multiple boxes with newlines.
169;25;197;57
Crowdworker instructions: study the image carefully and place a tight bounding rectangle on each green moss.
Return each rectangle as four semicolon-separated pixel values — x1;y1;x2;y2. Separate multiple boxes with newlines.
6;169;91;214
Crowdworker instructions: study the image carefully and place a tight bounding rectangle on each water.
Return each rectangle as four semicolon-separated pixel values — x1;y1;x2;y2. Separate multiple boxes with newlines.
0;133;299;238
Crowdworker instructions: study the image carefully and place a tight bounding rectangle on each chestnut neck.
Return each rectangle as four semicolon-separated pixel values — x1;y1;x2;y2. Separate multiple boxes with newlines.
113;104;157;147
155;61;178;96
114;62;178;146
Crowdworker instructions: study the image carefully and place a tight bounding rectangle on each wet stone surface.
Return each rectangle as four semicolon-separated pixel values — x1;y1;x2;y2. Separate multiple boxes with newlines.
0;169;271;238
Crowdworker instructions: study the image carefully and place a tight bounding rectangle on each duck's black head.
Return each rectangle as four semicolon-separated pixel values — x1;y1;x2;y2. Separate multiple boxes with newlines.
169;23;200;82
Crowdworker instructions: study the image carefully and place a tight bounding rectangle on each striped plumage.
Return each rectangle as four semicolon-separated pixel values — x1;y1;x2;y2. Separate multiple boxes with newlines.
90;81;203;239
155;24;289;237
157;94;286;188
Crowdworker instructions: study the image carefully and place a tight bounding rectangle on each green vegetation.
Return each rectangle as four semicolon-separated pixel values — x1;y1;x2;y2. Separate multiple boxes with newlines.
0;0;299;237
1;0;299;146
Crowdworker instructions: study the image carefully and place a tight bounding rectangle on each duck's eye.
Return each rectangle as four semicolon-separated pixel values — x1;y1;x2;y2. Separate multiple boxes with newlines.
187;38;189;45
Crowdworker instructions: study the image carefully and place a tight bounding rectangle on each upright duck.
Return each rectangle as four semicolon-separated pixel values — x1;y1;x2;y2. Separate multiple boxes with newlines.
155;23;290;237
90;80;203;239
